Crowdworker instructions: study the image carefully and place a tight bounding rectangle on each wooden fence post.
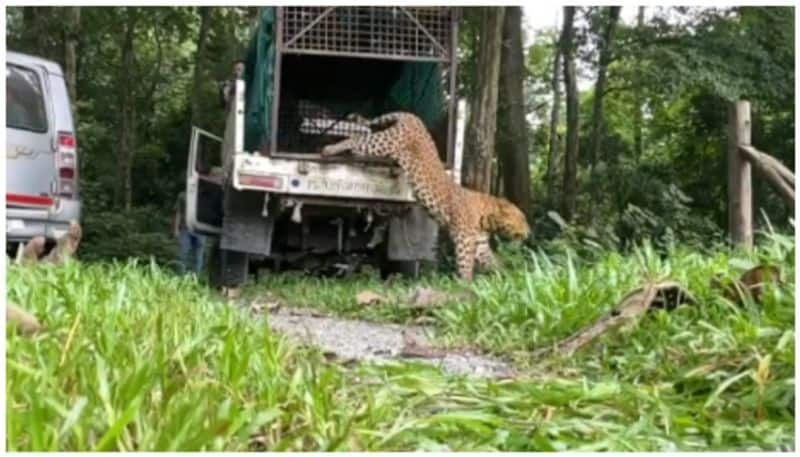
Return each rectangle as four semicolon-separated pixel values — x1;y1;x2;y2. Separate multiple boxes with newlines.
728;101;753;248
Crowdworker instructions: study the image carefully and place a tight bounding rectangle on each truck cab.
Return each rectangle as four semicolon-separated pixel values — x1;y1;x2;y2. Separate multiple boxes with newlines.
187;7;464;287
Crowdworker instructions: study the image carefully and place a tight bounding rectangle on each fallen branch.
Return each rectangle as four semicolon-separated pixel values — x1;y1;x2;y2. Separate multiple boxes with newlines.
739;145;795;206
759;152;796;186
740;145;796;185
15;221;82;266
535;281;696;357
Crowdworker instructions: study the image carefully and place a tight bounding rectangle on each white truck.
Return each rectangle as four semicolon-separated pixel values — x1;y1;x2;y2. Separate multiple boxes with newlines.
187;7;465;287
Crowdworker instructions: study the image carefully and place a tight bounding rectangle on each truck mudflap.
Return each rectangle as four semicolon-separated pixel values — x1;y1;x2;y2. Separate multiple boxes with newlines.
232;153;417;202
387;205;439;261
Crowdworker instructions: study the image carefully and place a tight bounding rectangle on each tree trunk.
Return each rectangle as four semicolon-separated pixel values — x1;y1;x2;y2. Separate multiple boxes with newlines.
22;7;37;54
191;7;212;127
588;6;621;218
117;7;138;210
560;6;579;222
633;6;645;162
547;36;562;205
23;7;48;57
462;7;505;194
63;7;80;108
496;6;531;215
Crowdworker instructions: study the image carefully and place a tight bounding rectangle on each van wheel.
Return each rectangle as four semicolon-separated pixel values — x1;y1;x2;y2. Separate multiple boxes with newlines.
380;260;420;280
208;243;249;288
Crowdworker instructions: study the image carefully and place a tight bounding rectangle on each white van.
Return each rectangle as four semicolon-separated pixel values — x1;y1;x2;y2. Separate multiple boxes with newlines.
6;51;80;249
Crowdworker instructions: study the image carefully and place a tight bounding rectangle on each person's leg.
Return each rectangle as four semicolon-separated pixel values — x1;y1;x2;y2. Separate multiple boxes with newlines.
192;234;205;275
177;229;192;275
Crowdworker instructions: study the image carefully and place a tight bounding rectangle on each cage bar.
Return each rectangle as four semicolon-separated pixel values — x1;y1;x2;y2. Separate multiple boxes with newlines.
280;7;455;62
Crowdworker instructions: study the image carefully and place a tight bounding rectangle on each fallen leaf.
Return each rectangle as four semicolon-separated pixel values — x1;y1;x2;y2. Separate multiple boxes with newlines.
411;316;438;326
283;307;328;318
221;287;242;299
404;287;475;310
322;350;358;366
248;298;281;314
399;330;447;358
356;290;388;306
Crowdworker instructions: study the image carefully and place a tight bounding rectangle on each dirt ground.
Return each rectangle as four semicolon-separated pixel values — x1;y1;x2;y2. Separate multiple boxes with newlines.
254;304;516;379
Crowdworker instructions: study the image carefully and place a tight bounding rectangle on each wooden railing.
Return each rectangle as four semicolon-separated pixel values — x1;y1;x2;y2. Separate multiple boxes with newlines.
728;101;795;248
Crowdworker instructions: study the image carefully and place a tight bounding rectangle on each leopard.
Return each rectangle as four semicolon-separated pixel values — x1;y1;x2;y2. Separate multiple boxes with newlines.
321;111;530;281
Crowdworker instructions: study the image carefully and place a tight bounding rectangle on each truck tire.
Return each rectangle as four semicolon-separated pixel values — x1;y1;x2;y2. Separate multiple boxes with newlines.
208;242;250;288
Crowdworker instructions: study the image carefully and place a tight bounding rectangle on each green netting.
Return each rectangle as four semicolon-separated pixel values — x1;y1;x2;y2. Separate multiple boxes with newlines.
244;7;445;151
384;61;445;128
243;8;275;151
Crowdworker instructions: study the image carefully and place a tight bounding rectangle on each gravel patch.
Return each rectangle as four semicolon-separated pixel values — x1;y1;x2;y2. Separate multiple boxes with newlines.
266;306;516;379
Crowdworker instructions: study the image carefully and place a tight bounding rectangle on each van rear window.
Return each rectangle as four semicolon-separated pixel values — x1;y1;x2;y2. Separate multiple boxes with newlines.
6;64;48;133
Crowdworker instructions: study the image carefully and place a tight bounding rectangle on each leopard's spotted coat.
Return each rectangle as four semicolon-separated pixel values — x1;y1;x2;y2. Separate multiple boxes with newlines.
322;112;530;280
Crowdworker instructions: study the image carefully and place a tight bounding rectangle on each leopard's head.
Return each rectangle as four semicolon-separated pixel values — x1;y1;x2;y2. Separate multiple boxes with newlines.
491;197;531;241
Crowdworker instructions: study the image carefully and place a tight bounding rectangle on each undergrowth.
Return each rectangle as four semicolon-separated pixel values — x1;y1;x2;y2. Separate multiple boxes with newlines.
6;231;795;451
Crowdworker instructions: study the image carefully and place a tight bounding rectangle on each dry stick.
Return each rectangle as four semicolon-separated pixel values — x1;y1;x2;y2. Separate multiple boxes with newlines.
15;242;24;264
739;145;795;206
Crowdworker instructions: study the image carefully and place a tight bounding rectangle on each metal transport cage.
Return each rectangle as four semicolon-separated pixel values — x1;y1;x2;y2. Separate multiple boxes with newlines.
244;7;460;166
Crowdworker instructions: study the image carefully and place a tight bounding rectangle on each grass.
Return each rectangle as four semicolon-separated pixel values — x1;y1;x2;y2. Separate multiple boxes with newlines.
6;231;795;451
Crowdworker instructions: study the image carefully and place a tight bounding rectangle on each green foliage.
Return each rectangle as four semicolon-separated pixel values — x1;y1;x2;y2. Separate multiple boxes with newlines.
8;235;794;450
528;6;794;244
79;206;176;267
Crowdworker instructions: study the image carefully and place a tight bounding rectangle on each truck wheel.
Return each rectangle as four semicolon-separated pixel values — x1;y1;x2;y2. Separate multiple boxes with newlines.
208;243;249;288
380;260;420;280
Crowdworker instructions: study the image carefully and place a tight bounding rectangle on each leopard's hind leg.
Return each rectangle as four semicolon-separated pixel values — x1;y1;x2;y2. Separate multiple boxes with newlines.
451;227;479;281
475;233;499;271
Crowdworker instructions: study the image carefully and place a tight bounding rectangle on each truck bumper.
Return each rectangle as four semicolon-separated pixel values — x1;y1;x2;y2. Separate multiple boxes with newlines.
232;154;417;202
6;198;81;243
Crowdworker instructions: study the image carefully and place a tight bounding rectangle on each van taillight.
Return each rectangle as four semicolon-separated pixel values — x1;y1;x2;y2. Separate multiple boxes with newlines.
58;133;76;150
56;132;77;198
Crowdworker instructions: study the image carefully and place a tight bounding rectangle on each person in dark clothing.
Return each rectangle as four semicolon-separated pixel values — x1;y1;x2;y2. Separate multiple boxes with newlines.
221;59;246;111
173;190;205;275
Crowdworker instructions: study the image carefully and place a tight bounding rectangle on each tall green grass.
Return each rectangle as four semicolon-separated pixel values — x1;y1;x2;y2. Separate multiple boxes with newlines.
6;232;795;450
